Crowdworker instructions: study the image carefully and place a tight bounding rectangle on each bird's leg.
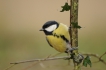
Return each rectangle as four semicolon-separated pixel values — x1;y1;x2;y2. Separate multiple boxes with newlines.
69;47;84;64
64;47;79;60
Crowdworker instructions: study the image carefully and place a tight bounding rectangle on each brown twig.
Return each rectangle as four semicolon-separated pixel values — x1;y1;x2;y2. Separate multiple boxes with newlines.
10;56;69;64
10;52;106;65
5;64;16;70
22;54;52;70
5;52;106;70
100;52;106;59
83;52;106;65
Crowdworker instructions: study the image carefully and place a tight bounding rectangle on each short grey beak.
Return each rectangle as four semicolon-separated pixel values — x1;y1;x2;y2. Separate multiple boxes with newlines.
39;29;44;31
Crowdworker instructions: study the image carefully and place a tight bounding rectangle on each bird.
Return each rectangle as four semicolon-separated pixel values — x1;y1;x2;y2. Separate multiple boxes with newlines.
40;21;73;53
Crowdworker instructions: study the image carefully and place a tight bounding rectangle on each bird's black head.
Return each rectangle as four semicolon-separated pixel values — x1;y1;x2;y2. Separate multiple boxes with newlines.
40;21;59;35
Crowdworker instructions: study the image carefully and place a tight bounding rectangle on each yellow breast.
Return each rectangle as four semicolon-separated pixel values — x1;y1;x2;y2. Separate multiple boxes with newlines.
46;36;67;52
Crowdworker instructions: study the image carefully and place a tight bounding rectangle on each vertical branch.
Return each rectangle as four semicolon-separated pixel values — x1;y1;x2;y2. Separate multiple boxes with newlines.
70;0;81;70
70;0;78;47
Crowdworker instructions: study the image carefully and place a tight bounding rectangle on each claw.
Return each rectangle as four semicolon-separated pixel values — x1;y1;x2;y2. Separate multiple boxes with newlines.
69;47;78;53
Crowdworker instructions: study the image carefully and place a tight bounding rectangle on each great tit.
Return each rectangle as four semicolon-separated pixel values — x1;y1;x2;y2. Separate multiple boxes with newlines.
40;21;72;53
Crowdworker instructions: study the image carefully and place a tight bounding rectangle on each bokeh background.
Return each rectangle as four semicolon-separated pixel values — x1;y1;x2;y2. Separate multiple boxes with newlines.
0;0;106;70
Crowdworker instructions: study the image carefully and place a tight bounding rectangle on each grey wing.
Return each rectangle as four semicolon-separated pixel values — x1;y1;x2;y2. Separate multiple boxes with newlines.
46;37;53;47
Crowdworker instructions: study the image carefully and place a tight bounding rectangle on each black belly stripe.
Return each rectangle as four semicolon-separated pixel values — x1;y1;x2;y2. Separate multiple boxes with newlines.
53;33;69;43
60;35;69;43
53;33;59;38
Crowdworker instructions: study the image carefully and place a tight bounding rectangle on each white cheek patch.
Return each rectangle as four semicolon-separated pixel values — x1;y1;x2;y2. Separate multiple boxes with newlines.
45;24;57;32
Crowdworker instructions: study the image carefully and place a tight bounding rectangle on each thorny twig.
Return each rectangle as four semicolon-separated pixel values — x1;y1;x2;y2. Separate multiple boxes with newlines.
10;56;69;64
5;52;106;70
10;52;106;65
83;52;106;65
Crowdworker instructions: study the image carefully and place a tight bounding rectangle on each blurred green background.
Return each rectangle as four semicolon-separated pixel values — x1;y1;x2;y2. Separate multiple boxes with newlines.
0;0;106;70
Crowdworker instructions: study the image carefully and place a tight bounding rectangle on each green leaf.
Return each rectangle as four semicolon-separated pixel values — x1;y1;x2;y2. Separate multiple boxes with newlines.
71;22;82;29
83;55;92;67
60;2;70;12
